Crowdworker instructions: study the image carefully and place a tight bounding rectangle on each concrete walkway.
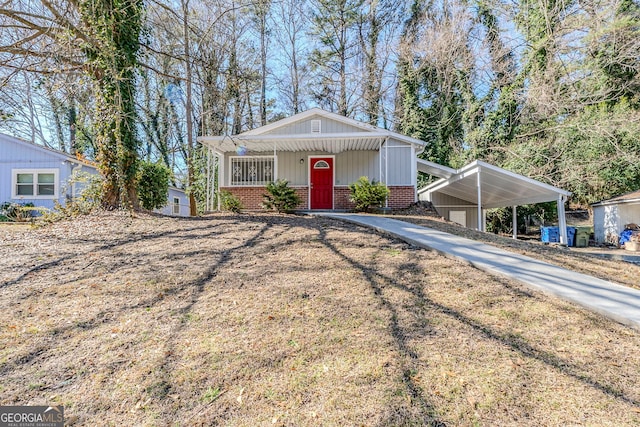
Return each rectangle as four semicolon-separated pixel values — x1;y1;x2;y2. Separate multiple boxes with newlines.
314;213;640;330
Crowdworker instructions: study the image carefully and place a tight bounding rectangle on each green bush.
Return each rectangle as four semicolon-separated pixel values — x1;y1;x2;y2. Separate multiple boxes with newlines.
262;179;302;213
137;161;172;210
349;176;390;212
219;190;243;213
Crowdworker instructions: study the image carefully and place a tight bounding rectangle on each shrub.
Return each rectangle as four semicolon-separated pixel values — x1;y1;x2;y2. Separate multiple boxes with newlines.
0;202;36;222
53;171;104;218
262;179;302;213
137;161;172;210
349;176;390;212
219;190;243;213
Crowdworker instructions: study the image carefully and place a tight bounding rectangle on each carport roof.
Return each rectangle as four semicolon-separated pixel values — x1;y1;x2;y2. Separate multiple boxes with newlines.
418;160;571;209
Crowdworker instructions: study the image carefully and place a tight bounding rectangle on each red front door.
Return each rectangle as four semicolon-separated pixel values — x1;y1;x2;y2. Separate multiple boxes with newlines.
310;157;333;210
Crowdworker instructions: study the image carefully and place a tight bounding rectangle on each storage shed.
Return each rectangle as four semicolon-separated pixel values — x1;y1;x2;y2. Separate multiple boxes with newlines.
592;190;640;245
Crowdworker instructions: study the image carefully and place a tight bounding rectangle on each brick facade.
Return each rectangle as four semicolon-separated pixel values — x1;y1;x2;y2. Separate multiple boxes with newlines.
221;185;415;211
221;186;309;210
387;186;416;209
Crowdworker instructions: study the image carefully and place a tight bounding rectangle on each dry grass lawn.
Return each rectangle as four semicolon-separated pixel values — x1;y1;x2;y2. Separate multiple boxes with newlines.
1;211;639;426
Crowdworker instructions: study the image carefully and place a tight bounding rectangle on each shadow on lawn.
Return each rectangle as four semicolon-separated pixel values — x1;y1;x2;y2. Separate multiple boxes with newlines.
1;214;637;425
314;223;640;421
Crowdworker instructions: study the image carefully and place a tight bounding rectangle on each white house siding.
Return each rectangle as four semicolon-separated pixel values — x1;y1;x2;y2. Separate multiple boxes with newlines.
155;187;190;217
422;192;480;229
593;203;640;244
265;117;367;135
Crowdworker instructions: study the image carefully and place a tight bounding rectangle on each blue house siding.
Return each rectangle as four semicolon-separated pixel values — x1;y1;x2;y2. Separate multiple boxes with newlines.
1;133;191;217
0;133;98;211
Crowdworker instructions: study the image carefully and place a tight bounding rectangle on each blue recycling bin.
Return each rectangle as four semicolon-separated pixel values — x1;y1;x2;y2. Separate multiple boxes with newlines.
541;226;575;246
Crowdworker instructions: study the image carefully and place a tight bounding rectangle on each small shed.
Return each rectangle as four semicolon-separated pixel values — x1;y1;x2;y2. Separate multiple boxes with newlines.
592;190;640;245
198;108;427;211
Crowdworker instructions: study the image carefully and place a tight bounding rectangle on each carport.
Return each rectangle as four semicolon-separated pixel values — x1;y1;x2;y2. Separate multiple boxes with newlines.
418;160;572;244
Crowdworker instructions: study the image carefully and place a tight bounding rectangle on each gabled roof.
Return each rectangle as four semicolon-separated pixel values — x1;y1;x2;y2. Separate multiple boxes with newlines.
419;160;571;209
0;132;98;169
198;108;427;153
592;190;640;207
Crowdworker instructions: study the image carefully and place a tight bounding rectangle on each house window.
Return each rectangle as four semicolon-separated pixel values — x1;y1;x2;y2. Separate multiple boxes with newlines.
173;197;180;215
12;169;59;199
313;160;330;169
310;119;321;133
230;156;274;186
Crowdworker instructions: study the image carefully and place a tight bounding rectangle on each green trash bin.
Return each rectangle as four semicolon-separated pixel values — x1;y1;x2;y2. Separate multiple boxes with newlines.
575;226;592;248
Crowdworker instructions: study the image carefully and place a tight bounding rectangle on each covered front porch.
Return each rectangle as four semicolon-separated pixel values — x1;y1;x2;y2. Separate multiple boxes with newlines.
198;132;422;211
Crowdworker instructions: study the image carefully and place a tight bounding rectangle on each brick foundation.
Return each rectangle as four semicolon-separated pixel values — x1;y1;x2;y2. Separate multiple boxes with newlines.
221;186;308;210
387;186;416;209
221;185;415;211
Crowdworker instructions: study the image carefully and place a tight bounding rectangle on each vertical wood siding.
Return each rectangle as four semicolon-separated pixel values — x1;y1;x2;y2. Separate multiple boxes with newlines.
266;117;367;135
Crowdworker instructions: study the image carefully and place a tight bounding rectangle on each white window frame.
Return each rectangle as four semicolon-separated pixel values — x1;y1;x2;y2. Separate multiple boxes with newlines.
11;168;59;199
228;156;275;186
172;197;180;215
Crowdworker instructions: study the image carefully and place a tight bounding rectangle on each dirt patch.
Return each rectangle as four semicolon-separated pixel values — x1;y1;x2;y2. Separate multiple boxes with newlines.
1;211;639;426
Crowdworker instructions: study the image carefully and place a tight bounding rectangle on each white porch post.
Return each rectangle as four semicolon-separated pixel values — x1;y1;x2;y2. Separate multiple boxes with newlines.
205;147;211;211
218;151;225;211
378;139;382;183
273;142;278;181
477;169;483;231
411;146;417;202
558;194;568;245
512;206;518;240
384;137;389;208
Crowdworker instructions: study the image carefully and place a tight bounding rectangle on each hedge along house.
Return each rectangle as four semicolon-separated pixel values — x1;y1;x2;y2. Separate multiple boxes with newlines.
0;132;190;217
418;160;573;244
198;108;427;211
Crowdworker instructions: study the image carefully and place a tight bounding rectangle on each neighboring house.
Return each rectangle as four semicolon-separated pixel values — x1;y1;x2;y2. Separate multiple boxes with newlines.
592;190;640;245
158;187;190;217
0;132;189;216
197;108;427;211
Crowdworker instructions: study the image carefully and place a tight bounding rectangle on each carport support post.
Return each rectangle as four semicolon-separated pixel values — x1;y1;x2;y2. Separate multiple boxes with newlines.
477;169;483;231
512;206;518;240
558;194;568;245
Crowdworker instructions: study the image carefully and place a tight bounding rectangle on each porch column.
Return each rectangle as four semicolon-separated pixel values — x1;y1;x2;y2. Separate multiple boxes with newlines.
206;147;211;211
384;137;389;208
477;169;483;231
558;194;568;245
378;139;382;184
273;142;278;181
218;150;225;211
512;206;518;240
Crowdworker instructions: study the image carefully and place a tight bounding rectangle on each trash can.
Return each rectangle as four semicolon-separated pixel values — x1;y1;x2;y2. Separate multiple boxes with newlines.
566;227;576;247
541;226;559;243
574;226;591;248
541;226;575;245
